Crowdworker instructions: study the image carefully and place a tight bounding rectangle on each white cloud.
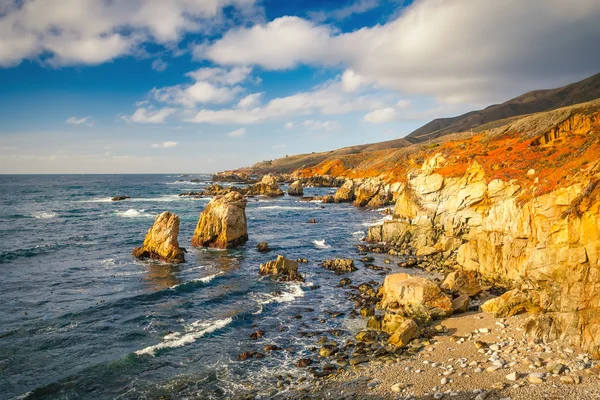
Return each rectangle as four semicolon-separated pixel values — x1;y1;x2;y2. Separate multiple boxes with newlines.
199;0;600;104
186;66;252;85
341;69;363;93
66;116;94;126
151;58;168;72
302;120;341;131
284;122;294;129
124;107;176;124
364;108;397;124
227;127;246;137
186;79;388;124
238;92;263;109
151;81;242;107
0;0;259;67
151;141;178;148
135;100;150;107
308;0;381;22
396;99;411;108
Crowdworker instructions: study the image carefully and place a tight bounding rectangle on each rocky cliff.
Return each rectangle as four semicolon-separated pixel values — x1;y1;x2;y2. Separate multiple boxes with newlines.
367;102;600;356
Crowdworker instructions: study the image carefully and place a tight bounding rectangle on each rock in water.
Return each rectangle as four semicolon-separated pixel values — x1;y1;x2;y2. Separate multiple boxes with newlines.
322;258;357;273
132;211;185;263
334;180;355;203
191;191;248;249
247;174;284;197
257;242;270;252
259;255;304;282
288;180;304;196
111;195;130;201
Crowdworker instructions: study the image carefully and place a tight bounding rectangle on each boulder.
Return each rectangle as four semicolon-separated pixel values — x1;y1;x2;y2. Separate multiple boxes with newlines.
354;179;382;207
321;195;335;204
441;270;483;297
259;255;304;282
322;258;357;273
378;273;453;322
288;180;304;196
132;211;185;263
334;180;355;203
388;318;418;347
247;174;284;197
257;242;270;252
481;289;542;317
191;191;248;249
452;294;470;314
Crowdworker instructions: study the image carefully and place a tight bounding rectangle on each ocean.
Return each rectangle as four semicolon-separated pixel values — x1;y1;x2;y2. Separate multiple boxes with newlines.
0;174;401;399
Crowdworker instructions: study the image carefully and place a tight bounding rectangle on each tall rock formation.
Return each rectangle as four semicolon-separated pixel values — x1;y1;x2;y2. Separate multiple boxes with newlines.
191;191;248;249
132;211;185;263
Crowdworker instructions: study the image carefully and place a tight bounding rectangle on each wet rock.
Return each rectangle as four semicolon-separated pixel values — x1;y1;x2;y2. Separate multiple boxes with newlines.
257;242;270;252
191;191;248;249
339;278;352;287
360;256;375;263
319;344;338;357
132;211;185;263
111;195;130;201
322;258;357;273
264;344;282;352
259;255;306;282
247;174;284;197
355;331;378;343
297;358;313;367
349;355;369;366
288;180;304;196
249;330;266;340
334;180;355;203
308;218;317;224
388;318;418;347
321;195;335;204
238;351;255;361
360;307;375;318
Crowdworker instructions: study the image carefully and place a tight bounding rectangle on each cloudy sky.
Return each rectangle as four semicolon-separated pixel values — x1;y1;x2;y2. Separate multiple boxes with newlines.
1;0;600;173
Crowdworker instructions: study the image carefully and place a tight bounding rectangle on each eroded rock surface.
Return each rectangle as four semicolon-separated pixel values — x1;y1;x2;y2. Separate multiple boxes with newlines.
191;191;248;249
132;211;185;263
259;255;304;282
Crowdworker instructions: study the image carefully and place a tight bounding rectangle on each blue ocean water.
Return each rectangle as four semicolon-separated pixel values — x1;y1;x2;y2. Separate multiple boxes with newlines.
0;174;404;399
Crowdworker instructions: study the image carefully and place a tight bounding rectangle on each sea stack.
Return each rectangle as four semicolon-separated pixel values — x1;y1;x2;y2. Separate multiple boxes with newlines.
287;180;304;196
132;211;185;263
191;191;248;249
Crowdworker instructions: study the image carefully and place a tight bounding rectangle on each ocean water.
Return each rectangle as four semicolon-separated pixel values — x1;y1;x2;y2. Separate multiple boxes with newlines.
0;174;407;399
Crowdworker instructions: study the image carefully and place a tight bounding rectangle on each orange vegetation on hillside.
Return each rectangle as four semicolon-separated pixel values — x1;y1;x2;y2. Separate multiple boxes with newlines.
295;105;600;199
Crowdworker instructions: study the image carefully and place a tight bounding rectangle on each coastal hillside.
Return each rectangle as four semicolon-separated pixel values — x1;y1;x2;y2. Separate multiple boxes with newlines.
405;72;600;143
238;72;600;177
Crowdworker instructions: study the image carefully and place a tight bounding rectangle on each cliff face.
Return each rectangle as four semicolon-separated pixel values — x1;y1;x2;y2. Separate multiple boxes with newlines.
368;107;600;356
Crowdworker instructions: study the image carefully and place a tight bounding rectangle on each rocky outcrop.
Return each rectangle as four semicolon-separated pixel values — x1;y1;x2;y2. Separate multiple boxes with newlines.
369;148;600;356
322;258;357;273
191;191;248;249
259;255;304;282
257;242;270;252
334;180;355;203
288;180;304;196
212;171;252;183
378;273;453;323
247;174;284;197
302;175;345;187
132;211;185;263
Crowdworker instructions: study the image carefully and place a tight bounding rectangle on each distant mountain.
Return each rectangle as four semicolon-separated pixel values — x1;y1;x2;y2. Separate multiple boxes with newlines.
405;72;600;143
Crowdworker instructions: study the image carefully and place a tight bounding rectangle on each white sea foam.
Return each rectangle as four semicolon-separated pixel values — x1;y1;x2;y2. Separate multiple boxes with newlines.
251;282;305;314
170;272;223;289
135;317;233;356
32;211;57;219
313;239;331;249
352;231;365;236
254;206;308;211
166;180;203;185
115;209;154;218
362;215;393;226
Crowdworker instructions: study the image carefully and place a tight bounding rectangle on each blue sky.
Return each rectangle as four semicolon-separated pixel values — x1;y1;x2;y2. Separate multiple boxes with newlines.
1;0;599;173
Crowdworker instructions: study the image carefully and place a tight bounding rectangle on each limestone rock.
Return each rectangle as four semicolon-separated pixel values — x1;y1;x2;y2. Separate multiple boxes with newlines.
334;180;355;203
247;174;284;197
388;318;418;347
481;289;541;317
259;255;304;282
287;180;304;196
322;258;357;273
378;273;453;322
191;191;248;249
441;270;483;297
132;211;185;263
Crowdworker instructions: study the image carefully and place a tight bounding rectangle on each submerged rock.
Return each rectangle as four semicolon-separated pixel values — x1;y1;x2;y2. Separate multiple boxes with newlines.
132;211;185;263
111;195;130;201
259;255;304;282
288;180;304;196
191;191;248;249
